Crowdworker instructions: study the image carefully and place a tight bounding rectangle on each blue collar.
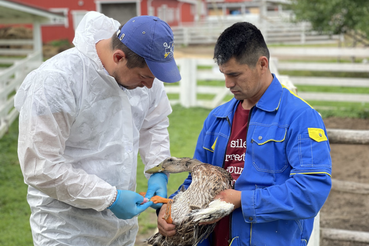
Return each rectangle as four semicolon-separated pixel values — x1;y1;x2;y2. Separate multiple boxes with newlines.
213;74;283;118
255;74;283;112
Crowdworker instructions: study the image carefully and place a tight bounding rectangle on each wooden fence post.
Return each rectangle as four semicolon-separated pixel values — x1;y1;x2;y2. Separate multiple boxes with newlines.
301;22;306;44
308;213;320;246
0;75;5;137
327;129;369;145
179;58;197;108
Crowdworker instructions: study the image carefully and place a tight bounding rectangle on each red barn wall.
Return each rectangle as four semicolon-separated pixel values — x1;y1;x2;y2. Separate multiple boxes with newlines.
13;0;96;43
180;3;195;23
11;0;204;43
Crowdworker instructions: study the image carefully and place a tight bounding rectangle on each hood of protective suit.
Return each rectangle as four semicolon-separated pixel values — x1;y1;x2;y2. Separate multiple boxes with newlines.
73;11;118;67
14;11;172;246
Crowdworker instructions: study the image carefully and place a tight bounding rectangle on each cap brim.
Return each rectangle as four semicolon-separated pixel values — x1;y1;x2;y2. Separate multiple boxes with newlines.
145;59;181;83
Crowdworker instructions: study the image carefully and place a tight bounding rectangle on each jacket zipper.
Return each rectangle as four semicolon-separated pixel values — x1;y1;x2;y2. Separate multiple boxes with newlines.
226;107;254;244
245;106;254;149
250;223;253;245
226;106;254;245
222;116;232;169
223;116;232;244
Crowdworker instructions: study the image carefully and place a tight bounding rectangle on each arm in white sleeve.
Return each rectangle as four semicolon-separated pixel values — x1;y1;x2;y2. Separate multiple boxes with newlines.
139;81;172;179
15;70;116;211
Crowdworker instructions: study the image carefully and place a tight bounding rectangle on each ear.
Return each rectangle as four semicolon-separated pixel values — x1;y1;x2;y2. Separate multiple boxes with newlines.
113;50;125;64
258;56;269;71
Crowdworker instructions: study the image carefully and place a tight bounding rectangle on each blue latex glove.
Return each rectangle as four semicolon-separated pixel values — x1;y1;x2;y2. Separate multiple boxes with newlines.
145;172;168;209
108;190;153;220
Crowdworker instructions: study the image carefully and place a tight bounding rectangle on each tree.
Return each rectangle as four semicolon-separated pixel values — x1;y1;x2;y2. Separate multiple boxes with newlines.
290;0;369;45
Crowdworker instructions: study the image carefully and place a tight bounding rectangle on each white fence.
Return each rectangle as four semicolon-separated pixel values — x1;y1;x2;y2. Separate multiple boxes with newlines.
322;130;369;244
166;48;369;110
173;11;340;46
0;39;42;138
270;47;369;104
165;57;297;109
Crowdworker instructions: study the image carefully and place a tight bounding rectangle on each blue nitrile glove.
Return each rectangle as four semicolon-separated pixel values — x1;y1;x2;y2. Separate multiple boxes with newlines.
145;172;168;209
108;190;153;220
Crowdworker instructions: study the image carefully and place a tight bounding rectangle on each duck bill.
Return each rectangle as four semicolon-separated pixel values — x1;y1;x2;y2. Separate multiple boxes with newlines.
145;163;164;174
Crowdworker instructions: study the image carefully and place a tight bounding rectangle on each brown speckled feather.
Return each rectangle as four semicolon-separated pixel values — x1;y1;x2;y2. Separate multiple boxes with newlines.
146;158;233;246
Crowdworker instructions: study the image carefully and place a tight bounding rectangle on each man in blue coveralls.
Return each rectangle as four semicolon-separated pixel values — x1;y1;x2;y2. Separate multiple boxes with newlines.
156;22;332;246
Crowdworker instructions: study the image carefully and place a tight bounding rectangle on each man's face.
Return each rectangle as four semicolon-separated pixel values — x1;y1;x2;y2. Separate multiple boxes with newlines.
219;57;265;105
112;59;155;90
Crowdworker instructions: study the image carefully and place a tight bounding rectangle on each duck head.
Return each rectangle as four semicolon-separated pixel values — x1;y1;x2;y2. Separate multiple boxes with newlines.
145;157;202;174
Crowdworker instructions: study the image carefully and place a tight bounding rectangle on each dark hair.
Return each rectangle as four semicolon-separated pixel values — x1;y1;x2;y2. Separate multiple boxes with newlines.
213;22;270;67
111;24;146;69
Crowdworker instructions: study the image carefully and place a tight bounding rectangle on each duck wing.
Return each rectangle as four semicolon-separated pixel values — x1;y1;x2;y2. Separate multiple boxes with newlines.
146;162;233;246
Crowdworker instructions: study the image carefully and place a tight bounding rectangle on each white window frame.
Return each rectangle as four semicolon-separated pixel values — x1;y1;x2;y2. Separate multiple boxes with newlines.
71;10;89;30
95;0;141;16
44;8;69;27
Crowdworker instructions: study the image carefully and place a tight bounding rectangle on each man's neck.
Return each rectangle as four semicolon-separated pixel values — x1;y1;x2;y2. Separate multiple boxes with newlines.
241;72;273;110
96;38;112;70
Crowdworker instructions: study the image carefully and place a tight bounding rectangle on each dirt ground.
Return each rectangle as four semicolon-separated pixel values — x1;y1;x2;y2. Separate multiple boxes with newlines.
320;117;369;246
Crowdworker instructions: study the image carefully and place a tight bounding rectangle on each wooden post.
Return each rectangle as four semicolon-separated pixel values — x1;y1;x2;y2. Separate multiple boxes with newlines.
327;129;369;145
301;22;306;44
259;0;267;42
307;212;320;246
331;179;369;194
179;59;197;108
32;21;43;62
321;228;369;243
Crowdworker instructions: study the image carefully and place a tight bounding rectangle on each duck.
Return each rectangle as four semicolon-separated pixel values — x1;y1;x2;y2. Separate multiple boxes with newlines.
144;157;234;246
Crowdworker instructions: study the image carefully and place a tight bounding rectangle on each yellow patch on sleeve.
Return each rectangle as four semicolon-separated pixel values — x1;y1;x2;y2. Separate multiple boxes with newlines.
211;137;218;151
308;128;328;142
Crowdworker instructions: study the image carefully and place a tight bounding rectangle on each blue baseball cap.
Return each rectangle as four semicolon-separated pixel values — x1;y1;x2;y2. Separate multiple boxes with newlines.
117;16;181;83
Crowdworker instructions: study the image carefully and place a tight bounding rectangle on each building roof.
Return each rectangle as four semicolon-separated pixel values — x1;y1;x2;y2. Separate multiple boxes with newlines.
0;0;66;24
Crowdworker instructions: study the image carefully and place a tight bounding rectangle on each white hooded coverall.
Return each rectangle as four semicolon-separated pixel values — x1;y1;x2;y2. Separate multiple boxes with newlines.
14;11;171;245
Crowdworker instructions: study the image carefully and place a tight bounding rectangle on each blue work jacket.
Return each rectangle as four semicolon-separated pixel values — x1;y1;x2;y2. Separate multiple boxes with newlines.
171;75;332;246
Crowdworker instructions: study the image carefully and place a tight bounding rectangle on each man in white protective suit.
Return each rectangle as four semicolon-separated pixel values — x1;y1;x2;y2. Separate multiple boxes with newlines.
14;11;181;246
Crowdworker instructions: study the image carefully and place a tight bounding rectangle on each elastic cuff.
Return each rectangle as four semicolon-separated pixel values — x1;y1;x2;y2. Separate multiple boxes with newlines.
108;190;120;209
241;190;256;223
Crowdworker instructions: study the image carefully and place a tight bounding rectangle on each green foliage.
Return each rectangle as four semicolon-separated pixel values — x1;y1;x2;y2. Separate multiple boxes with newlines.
280;58;366;63
268;43;338;48
290;0;369;38
280;70;369;78
296;85;369;94
307;101;369;119
0;118;33;245
48;39;72;47
198;80;225;86
166;94;179;100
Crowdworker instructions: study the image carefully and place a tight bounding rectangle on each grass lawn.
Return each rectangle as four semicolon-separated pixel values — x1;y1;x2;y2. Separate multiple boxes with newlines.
0;118;33;245
0;98;367;245
0;105;211;245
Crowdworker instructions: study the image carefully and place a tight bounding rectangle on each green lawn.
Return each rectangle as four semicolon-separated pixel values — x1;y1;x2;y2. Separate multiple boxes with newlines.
0;97;367;245
0;105;211;245
0;118;33;245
